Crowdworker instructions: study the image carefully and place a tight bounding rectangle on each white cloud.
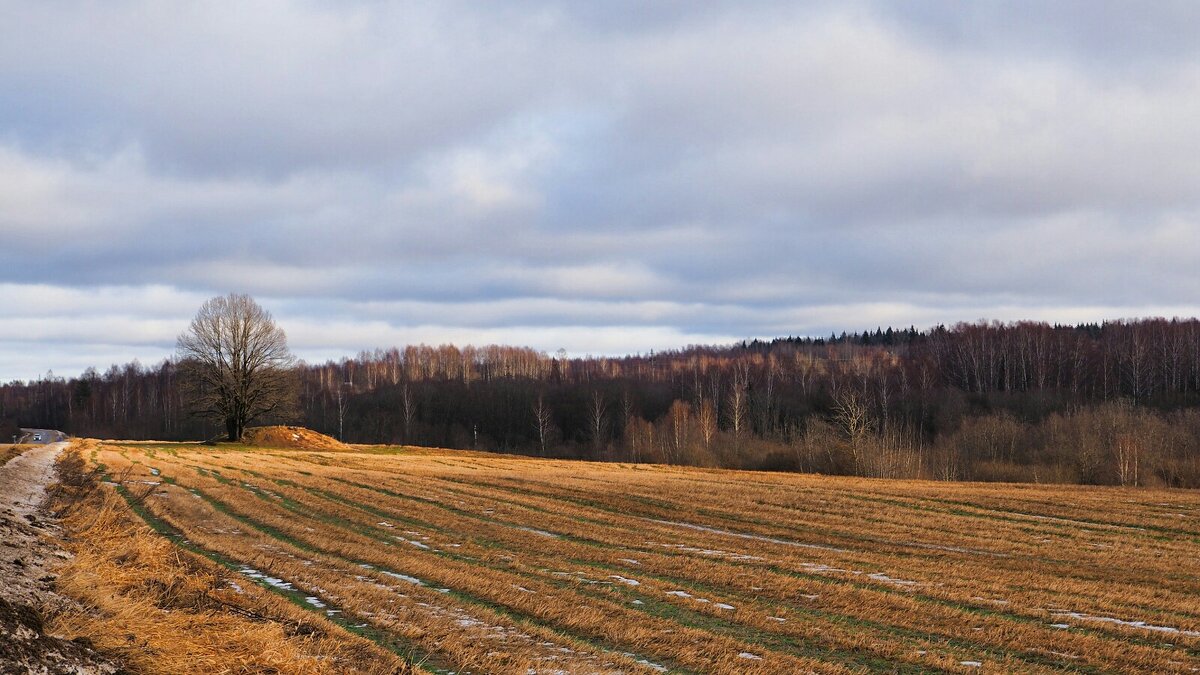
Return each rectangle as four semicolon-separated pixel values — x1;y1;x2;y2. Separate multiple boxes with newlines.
2;2;1199;379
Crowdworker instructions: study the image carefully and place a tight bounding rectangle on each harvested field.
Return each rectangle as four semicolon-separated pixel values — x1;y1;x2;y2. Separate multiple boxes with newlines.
77;440;1200;673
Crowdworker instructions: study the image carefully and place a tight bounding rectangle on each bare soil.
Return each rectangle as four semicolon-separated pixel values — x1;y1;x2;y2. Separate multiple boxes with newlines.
0;442;122;674
242;425;350;451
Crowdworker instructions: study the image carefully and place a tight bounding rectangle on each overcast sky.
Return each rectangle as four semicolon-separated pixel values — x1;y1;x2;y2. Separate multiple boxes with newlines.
3;1;1200;380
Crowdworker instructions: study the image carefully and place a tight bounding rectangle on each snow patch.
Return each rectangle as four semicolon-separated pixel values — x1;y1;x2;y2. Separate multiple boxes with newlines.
381;570;424;585
516;526;559;538
239;567;295;591
868;572;920;588
1051;612;1200;637
650;518;847;553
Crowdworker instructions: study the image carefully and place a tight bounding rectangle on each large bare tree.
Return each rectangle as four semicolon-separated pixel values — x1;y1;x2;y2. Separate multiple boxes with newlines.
176;293;296;441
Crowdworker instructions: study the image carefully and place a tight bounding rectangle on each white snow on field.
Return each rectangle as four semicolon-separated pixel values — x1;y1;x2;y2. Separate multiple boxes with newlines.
649;518;848;553
799;563;852;574
1050;612;1200;637
149;468;160;476
797;563;923;590
239;567;296;591
377;521;394;528
618;558;641;565
903;541;1010;558
382;570;424;585
619;653;668;672
664;590;735;610
393;535;431;549
960;661;982;667
516;526;559;538
650;542;762;561
1023;514;1145;532
971;596;1008;605
868;572;920;588
610;575;640;586
738;652;762;660
767;616;786;622
305;596;326;608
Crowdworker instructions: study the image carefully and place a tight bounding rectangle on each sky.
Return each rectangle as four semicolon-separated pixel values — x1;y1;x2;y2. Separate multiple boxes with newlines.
3;1;1200;380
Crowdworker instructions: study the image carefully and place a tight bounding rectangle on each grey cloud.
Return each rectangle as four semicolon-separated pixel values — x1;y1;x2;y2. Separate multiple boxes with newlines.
2;1;1199;379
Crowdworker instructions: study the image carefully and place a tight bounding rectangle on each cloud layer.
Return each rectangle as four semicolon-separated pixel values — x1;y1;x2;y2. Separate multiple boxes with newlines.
3;1;1199;379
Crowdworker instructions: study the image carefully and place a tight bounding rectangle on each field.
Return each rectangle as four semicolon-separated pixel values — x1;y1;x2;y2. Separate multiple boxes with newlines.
73;440;1200;673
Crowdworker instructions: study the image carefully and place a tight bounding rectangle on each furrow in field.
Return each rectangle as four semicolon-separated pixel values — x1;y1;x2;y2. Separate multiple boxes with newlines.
427;470;1200;632
176;454;1027;672
99;452;657;674
200;453;1195;672
102;446;1200;673
137;456;842;674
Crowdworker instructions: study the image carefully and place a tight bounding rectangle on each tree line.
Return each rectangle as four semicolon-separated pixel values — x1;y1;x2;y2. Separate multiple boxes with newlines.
4;318;1200;487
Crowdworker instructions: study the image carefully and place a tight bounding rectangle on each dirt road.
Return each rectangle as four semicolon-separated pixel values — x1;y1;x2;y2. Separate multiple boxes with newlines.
1;442;68;605
0;440;120;674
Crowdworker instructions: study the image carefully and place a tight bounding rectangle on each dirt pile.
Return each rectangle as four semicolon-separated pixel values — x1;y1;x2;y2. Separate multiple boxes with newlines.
241;426;350;451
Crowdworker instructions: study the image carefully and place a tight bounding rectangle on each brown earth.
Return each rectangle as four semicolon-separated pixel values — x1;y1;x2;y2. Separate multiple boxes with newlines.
241;425;350;451
0;442;122;674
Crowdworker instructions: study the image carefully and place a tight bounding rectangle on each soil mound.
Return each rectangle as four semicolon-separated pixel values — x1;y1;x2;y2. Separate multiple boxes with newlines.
242;426;350;451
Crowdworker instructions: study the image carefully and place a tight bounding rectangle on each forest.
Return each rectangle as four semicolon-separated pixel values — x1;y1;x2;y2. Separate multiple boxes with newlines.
4;318;1200;487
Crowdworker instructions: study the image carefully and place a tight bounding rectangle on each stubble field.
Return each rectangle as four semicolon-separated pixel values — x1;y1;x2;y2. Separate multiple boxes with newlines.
75;440;1200;673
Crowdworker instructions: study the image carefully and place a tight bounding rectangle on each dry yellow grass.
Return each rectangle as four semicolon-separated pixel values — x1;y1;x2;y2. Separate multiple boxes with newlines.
1;443;32;467
75;440;1200;674
46;449;410;674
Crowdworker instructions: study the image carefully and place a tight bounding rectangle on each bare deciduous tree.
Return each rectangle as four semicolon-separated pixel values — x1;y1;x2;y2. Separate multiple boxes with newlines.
400;383;416;443
532;392;553;457
176;293;296;441
587;390;608;452
667;400;691;464
725;369;748;449
697;399;717;450
832;384;874;474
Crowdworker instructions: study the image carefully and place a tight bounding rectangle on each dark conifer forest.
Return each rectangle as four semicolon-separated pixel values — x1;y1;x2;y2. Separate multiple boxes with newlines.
5;319;1200;487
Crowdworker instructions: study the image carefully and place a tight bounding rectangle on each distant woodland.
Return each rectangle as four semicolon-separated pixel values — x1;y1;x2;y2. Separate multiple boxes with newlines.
4;319;1200;487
